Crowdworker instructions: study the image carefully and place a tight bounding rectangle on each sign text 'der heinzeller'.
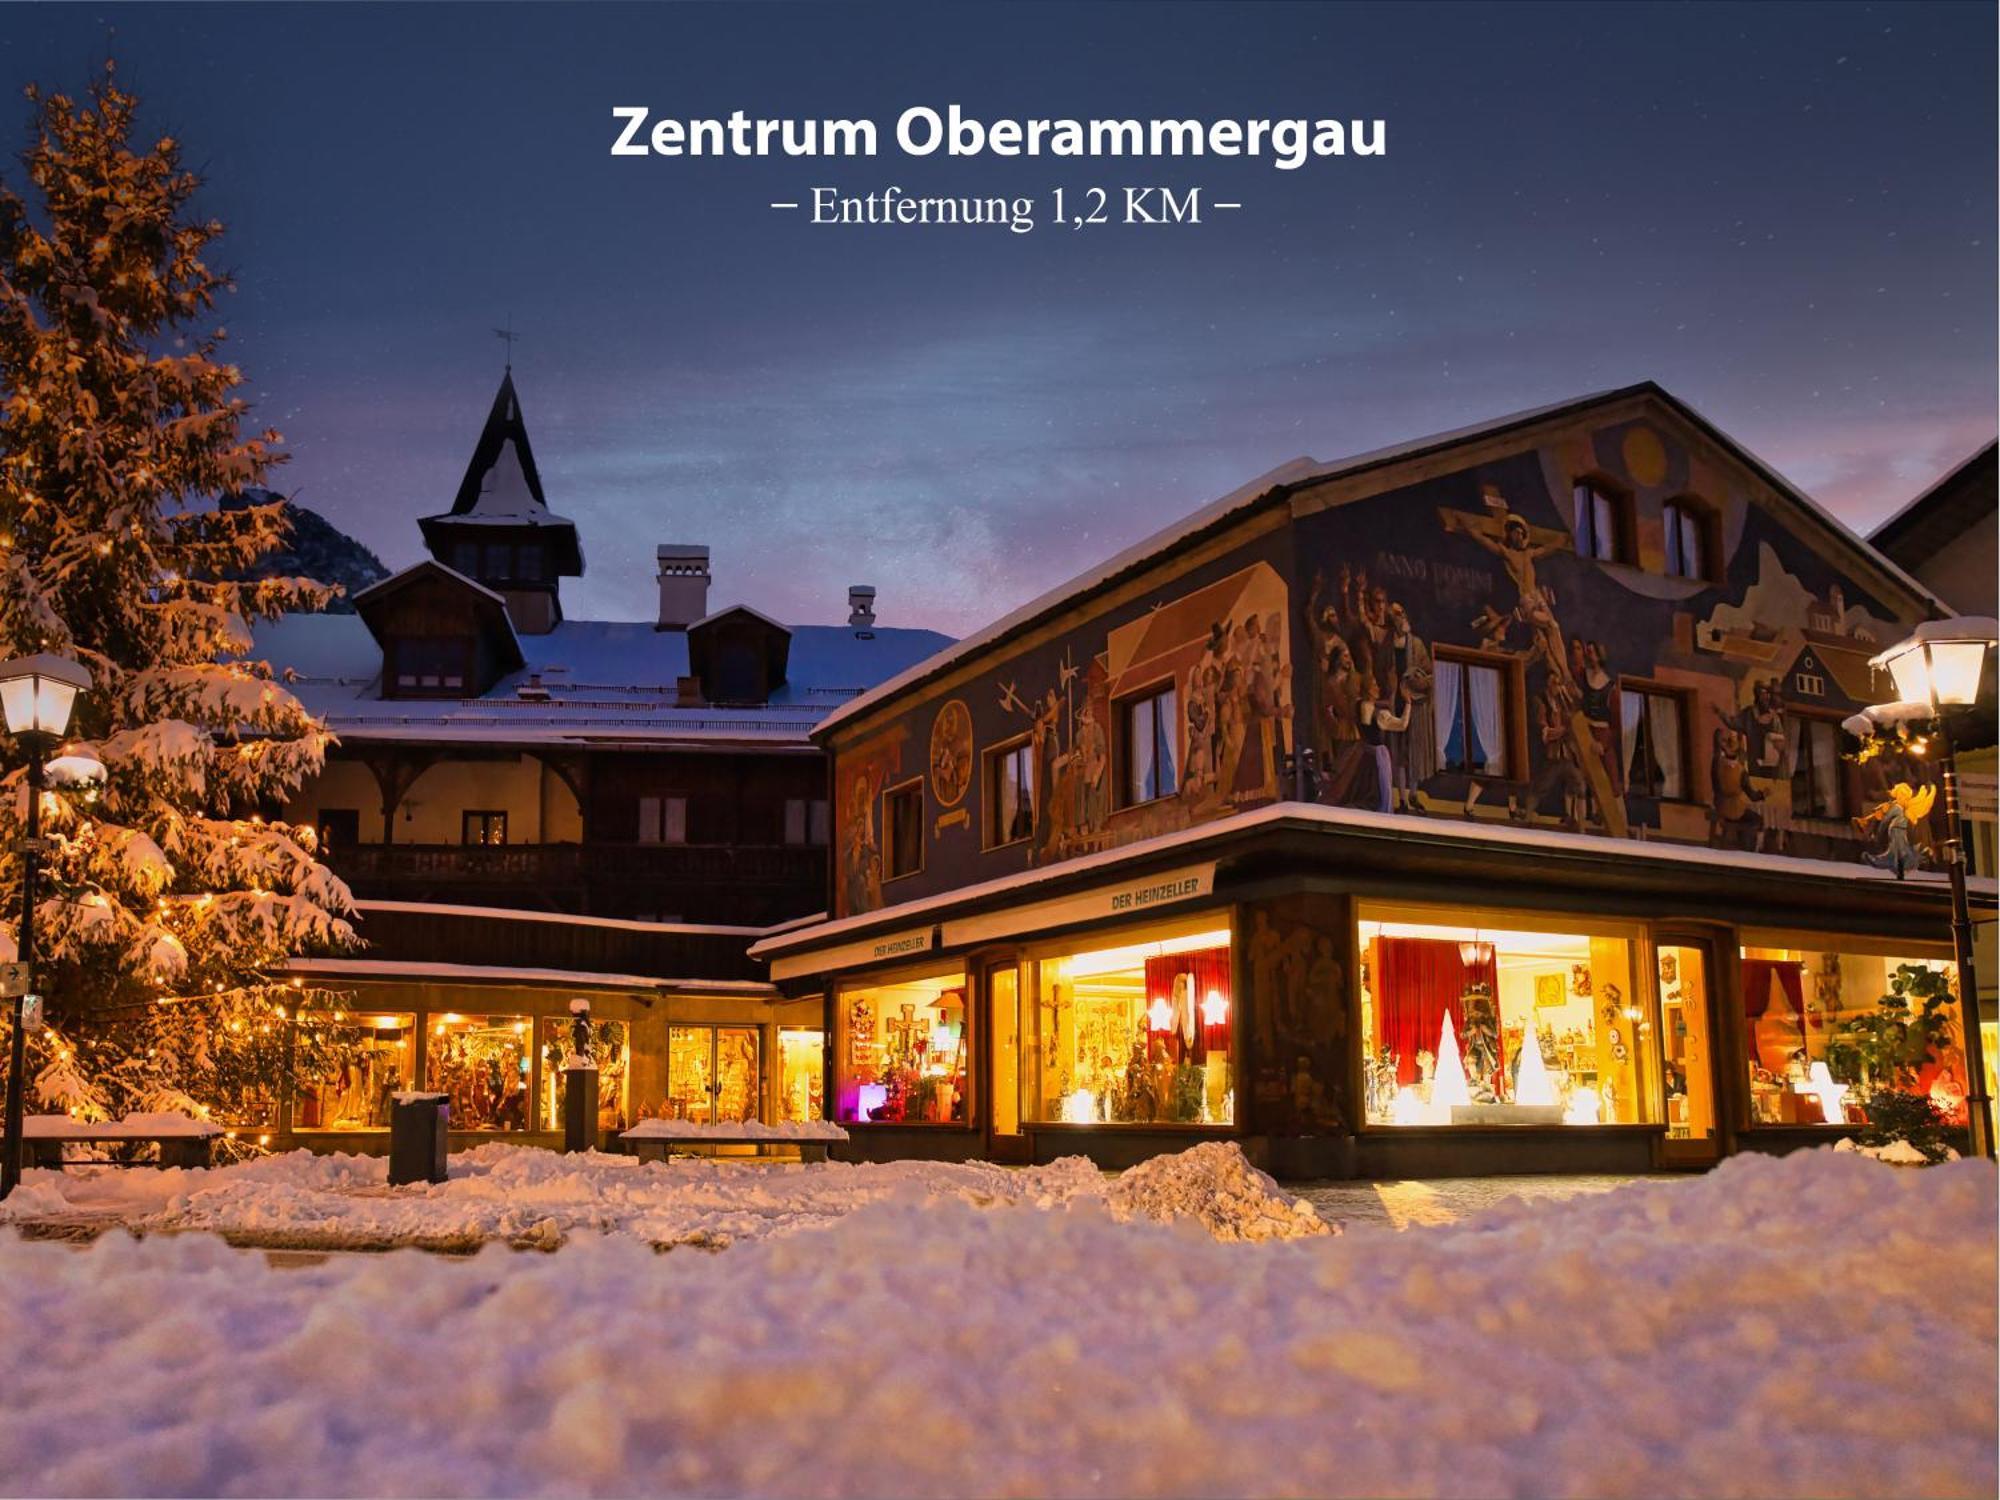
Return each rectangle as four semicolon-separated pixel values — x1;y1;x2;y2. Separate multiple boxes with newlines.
610;105;1386;170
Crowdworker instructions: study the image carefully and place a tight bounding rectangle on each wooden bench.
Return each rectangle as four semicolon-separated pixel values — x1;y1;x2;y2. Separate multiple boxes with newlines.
618;1124;847;1165
21;1114;224;1171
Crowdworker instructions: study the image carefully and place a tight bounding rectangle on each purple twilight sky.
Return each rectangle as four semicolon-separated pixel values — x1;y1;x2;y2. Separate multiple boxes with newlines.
2;1;1994;634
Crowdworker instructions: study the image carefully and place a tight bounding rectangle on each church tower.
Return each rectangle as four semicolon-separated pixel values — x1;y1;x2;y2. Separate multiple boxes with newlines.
418;370;583;633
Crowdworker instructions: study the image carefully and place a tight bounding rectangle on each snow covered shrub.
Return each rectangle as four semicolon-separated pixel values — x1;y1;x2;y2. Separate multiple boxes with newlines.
1855;1088;1958;1165
0;61;363;1126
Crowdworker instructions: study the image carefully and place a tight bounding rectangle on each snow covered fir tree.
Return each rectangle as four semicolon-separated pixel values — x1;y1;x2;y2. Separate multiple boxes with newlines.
0;64;363;1131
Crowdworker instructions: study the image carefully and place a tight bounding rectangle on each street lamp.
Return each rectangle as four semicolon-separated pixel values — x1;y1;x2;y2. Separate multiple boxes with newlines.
1865;618;1998;1161
0;652;92;1199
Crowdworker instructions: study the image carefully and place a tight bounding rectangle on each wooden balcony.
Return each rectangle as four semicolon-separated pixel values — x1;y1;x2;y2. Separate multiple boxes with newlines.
325;841;827;924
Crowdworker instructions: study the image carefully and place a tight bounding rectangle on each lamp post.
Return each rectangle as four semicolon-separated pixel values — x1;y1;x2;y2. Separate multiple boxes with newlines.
0;653;92;1199
1867;618;1998;1161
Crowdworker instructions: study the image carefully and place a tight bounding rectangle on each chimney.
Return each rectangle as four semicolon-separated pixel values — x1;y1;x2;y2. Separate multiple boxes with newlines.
848;584;877;630
656;544;711;630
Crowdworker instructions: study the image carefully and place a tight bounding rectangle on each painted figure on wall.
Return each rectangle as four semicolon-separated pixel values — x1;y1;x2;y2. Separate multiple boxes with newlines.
1247;896;1350;1134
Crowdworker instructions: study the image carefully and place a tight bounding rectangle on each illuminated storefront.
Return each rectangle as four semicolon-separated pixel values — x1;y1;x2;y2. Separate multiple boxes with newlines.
834;969;970;1124
295;1012;416;1130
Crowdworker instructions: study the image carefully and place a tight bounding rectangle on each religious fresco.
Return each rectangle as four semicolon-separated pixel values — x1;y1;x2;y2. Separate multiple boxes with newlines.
829;406;1941;919
1242;893;1352;1135
830;552;1292;916
1291;414;1934;863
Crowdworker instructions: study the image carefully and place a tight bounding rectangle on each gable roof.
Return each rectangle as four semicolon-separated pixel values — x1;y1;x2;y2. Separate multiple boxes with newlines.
815;381;1949;739
1869;440;1998;566
445;370;551;518
349;558;525;674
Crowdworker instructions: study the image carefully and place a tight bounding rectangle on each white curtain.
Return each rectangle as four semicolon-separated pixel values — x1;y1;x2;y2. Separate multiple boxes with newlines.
1467;666;1503;774
1647;694;1684;797
1620;692;1644;785
1433;658;1461;763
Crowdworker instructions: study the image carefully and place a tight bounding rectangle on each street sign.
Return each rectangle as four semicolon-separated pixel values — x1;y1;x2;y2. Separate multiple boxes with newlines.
0;963;28;999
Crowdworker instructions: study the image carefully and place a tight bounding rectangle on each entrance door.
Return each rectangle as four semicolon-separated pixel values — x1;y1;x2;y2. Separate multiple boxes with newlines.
665;1025;764;1123
1655;938;1721;1167
985;961;1028;1162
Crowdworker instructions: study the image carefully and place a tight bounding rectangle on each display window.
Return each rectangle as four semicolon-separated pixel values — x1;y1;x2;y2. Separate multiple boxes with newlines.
1028;921;1233;1126
294;1013;415;1130
777;1027;824;1123
1358;907;1657;1127
538;1017;630;1133
1656;946;1716;1142
426;1013;531;1130
662;1025;763;1124
834;969;970;1124
1738;938;1962;1127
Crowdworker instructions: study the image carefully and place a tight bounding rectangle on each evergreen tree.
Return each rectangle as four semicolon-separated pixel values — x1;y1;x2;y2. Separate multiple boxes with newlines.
0;63;362;1129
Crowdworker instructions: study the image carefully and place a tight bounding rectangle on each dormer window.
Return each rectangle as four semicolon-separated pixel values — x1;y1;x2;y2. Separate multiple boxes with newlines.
1573;479;1632;564
390;635;472;696
1662;497;1716;583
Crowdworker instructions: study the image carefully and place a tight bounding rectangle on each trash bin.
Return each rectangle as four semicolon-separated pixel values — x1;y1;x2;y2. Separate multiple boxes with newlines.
389;1091;449;1185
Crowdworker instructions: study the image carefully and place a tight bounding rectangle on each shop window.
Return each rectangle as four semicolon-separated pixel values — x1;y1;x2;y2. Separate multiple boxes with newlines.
778;1027;825;1123
315;808;360;852
637;794;688;844
462;809;509;846
538;1017;630;1133
656;1026;761;1123
1119;683;1179;805
834;971;969;1124
426;1013;531;1130
986;738;1036;847
1433;650;1511;777
1573;479;1631;564
783;797;829;846
1029;924;1233;1125
883;779;924;879
1358;909;1656;1127
1662;497;1714;582
1619;684;1687;800
1786;715;1846;819
293;1012;415;1131
1740;942;1963;1128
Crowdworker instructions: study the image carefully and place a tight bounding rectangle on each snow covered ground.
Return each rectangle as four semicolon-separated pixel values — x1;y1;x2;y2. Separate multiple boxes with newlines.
0;1146;1989;1498
0;1139;1326;1251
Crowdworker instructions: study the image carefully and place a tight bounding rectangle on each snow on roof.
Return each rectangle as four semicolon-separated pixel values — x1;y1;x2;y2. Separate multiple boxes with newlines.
691;602;791;634
750;798;1993;959
354;898;770;937
287;956;780;995
350;558;512;611
247;612;952;746
817;382;1949;737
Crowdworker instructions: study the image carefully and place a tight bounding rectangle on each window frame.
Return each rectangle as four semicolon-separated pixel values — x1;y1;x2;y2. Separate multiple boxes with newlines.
1617;677;1694;803
461;809;509;847
1432;644;1522;781
388;635;474;698
1115;677;1181;809
832;962;975;1129
881;776;926;882
983;733;1038;850
1785;708;1850;822
1572;476;1634;565
1661;495;1719;583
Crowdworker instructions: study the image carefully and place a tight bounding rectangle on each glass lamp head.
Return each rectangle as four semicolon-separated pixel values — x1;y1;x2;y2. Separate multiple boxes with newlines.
1871;621;1997;710
0;653;92;739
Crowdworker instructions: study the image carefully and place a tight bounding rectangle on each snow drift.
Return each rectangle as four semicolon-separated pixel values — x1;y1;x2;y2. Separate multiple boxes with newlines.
0;1148;1990;1498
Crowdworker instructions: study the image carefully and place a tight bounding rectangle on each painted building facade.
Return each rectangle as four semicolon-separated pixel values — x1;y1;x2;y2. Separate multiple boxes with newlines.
760;384;1995;1176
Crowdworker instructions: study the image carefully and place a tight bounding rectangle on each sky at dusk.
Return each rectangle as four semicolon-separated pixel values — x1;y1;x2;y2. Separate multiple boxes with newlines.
2;1;1994;634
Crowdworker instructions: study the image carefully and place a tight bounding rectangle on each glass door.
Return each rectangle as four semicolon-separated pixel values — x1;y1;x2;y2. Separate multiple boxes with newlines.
1656;939;1720;1165
665;1025;764;1123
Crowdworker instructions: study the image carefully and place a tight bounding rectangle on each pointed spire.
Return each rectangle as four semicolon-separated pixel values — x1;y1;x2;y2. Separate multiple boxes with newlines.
449;370;550;517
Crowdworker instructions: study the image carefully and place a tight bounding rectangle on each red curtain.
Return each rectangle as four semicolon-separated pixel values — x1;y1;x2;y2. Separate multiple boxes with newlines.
1375;937;1501;1087
1143;947;1231;1062
1741;959;1807;1075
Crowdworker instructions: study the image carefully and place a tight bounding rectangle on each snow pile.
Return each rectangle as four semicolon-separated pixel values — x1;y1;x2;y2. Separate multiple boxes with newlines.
1106;1138;1328;1241
0;1147;1988;1498
620;1118;849;1141
0;1141;1321;1252
1836;1136;1960;1166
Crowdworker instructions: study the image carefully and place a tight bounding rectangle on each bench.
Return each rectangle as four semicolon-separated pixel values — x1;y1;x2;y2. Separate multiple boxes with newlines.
21;1113;224;1171
619;1121;848;1164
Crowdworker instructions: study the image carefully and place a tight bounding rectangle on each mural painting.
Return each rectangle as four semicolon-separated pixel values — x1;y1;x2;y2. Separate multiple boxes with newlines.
1294;415;1933;865
834;725;910;917
1243;893;1351;1134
